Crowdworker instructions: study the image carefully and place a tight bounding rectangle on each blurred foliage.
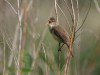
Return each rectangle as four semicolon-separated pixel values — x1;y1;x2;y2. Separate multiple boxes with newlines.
0;0;100;75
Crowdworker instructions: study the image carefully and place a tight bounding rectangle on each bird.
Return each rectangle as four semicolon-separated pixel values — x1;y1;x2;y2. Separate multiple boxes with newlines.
47;17;73;57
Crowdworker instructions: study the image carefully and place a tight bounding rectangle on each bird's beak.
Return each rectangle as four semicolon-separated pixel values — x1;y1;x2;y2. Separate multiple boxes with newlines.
47;20;50;25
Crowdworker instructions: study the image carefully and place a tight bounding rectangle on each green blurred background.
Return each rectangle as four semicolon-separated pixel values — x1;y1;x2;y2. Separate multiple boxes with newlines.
0;0;100;75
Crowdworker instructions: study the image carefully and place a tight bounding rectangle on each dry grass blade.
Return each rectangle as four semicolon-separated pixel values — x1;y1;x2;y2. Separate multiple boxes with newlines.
8;24;19;67
54;0;61;75
63;0;74;23
64;0;76;75
76;0;79;27
28;26;48;75
5;0;17;14
58;43;61;75
64;51;71;75
93;0;100;13
28;2;54;75
71;0;76;26
0;30;18;67
75;0;92;33
19;0;28;74
55;0;59;24
16;0;22;74
56;3;72;33
41;43;47;75
3;34;6;75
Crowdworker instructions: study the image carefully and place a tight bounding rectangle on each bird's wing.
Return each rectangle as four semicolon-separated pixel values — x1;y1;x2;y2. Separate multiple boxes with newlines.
52;25;70;47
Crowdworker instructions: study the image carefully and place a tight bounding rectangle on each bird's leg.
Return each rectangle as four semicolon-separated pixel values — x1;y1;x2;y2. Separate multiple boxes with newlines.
58;43;64;51
58;43;61;51
57;43;64;75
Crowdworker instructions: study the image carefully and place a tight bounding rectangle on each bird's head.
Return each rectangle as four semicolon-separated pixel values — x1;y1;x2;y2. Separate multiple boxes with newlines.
48;17;56;23
48;17;57;28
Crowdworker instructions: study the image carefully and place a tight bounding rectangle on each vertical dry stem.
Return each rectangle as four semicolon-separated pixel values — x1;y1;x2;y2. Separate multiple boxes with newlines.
58;43;61;75
55;0;59;24
64;48;71;75
64;0;76;74
41;43;47;75
58;50;60;75
56;3;72;33
54;0;60;75
17;0;22;74
71;0;76;27
4;0;18;69
93;0;100;13
3;34;6;75
19;0;28;75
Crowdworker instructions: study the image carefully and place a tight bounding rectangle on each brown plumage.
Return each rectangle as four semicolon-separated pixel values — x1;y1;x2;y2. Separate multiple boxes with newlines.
48;17;73;56
51;25;70;48
48;17;70;47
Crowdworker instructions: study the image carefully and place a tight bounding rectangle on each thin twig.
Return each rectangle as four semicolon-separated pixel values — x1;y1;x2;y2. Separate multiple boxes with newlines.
64;0;76;75
30;26;48;70
5;0;17;14
74;32;82;41
17;0;22;75
5;1;33;74
58;43;67;75
8;24;19;67
29;6;54;75
75;0;92;33
56;3;72;33
71;0;76;26
20;0;28;74
76;0;79;28
27;30;35;75
58;43;61;75
74;3;80;73
3;34;6;75
41;43;47;75
64;31;74;75
58;51;60;75
55;0;59;24
58;43;64;75
4;0;18;68
64;50;71;75
63;0;74;23
58;43;64;51
93;0;100;13
0;31;18;67
4;34;18;66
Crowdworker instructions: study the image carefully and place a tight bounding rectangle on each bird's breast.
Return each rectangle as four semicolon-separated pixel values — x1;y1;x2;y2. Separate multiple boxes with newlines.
50;29;62;43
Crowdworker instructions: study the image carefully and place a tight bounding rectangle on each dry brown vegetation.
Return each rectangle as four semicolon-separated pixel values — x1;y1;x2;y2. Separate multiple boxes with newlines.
0;0;100;75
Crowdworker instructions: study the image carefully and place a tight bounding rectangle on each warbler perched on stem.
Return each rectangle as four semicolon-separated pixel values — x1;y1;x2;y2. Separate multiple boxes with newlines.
48;17;73;56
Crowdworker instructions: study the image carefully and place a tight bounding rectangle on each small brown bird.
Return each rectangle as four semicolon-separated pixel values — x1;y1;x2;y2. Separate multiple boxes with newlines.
48;17;73;56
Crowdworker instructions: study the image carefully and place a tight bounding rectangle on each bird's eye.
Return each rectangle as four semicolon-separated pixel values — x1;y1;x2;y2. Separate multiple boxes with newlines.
49;20;52;23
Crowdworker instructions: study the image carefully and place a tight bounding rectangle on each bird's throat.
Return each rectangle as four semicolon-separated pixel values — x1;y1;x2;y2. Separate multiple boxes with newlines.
48;22;58;30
